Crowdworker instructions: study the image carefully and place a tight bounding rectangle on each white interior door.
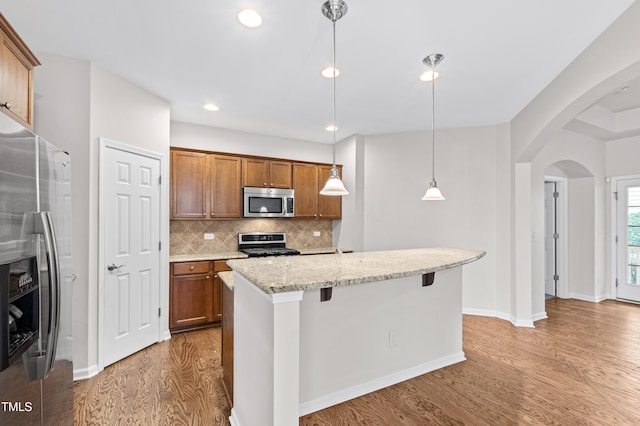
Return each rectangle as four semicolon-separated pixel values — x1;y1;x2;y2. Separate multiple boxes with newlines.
616;178;640;302
102;144;161;367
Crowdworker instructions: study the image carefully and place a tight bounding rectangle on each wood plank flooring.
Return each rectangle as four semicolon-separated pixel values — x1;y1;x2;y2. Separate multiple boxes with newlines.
74;299;640;425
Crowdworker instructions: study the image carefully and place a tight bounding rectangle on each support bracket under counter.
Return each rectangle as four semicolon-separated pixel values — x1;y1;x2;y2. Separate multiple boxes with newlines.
422;272;435;287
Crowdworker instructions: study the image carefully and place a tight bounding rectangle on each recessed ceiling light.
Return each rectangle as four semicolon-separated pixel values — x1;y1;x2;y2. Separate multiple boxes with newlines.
238;9;263;28
325;125;338;132
321;67;340;78
203;103;219;112
419;70;440;82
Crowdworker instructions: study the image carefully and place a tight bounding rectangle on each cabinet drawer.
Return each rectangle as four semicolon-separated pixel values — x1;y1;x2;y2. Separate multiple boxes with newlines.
173;261;211;275
213;260;232;272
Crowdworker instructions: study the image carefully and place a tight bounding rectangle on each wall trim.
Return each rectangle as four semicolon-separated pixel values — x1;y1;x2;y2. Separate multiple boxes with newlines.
570;293;610;303
73;364;101;381
462;308;535;328
532;311;548;322
298;351;466;417
229;409;241;426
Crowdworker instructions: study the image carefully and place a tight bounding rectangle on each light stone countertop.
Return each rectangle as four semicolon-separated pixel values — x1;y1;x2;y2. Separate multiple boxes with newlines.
218;271;235;291
169;251;248;263
227;247;485;294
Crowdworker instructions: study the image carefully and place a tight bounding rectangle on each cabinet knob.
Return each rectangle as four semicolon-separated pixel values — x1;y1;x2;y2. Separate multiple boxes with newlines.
263;182;267;186
319;214;323;217
211;213;215;216
202;212;206;216
206;276;210;279
190;266;194;270
1;102;11;110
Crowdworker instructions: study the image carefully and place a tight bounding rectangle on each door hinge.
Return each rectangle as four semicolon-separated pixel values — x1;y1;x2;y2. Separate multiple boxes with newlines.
158;307;161;317
553;233;559;240
159;241;162;251
553;274;559;281
616;235;619;244
614;191;618;201
158;175;162;185
553;191;559;198
616;278;619;287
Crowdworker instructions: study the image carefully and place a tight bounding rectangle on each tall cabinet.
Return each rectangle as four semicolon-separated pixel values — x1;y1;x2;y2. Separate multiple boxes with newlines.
0;13;40;130
293;163;342;219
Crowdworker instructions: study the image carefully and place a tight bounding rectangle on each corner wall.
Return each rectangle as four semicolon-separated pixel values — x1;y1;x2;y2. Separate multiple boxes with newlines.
35;54;171;378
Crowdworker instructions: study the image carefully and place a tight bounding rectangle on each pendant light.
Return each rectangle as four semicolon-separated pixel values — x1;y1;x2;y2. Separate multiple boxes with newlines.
421;53;445;201
319;0;349;196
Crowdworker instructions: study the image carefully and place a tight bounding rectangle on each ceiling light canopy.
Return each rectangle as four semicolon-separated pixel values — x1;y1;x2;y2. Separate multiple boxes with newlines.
421;53;445;201
325;125;338;131
321;66;340;79
203;103;220;112
237;9;263;28
319;0;349;197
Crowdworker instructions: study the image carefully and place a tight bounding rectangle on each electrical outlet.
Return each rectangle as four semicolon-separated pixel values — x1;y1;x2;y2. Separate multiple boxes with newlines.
313;231;321;237
204;233;215;240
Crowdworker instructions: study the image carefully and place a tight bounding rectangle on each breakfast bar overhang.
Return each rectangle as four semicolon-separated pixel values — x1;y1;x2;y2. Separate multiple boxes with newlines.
227;247;485;426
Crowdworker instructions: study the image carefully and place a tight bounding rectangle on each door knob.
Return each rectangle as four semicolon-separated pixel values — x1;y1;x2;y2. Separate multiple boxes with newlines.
107;264;125;271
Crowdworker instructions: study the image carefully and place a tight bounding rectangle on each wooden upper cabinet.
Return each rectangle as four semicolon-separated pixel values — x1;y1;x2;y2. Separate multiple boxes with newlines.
318;165;342;219
0;14;40;130
210;155;242;218
292;163;319;218
242;158;292;188
171;150;208;219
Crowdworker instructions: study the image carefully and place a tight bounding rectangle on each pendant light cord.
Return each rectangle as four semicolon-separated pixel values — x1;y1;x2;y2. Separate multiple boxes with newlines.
431;67;436;182
331;18;337;166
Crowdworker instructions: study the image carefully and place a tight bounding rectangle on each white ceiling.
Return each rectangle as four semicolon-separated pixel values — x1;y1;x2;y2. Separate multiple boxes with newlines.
0;0;636;143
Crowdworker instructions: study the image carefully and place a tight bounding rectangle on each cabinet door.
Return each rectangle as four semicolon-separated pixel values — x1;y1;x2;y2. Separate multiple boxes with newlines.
171;150;208;219
318;165;342;219
242;158;269;187
0;28;36;129
210;155;242;218
170;273;214;330
292;163;318;218
269;160;292;188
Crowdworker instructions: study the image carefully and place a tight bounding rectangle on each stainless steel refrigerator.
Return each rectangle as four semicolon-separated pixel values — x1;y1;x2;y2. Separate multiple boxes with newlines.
0;112;73;425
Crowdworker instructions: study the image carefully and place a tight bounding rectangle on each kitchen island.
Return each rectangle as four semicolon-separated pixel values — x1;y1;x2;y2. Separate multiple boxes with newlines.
226;247;485;426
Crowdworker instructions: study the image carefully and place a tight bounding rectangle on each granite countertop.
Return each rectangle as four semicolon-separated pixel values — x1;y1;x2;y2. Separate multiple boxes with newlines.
169;251;248;263
218;271;235;291
169;247;352;263
227;247;485;294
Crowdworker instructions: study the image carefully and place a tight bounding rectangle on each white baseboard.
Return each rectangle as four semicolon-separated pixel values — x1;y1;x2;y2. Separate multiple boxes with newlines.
162;329;172;341
73;364;101;381
462;308;534;328
298;351;466;417
532;311;548;322
229;408;241;426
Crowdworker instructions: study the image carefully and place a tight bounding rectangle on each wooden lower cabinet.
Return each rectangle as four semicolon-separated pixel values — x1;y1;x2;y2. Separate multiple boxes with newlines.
170;260;231;333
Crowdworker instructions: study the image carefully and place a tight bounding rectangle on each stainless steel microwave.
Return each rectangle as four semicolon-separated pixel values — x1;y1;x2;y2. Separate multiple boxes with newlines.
243;187;294;218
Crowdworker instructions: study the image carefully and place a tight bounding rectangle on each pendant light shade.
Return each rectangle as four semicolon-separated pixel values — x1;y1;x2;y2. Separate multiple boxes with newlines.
421;53;445;201
320;0;349;197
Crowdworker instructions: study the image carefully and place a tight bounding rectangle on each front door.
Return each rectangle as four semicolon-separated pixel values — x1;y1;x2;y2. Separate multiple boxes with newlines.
616;178;640;302
102;143;161;367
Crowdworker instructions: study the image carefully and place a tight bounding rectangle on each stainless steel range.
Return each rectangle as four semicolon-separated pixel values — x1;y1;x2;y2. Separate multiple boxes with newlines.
238;232;300;257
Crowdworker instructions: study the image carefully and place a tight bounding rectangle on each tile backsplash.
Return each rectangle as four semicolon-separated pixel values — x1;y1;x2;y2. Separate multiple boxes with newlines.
170;219;333;255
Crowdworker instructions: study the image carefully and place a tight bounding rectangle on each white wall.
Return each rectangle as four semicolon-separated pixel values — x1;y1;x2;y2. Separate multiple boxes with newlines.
34;53;92;370
532;130;606;307
333;135;365;252
170;120;332;164
34;54;171;376
606;136;640;176
358;127;498;313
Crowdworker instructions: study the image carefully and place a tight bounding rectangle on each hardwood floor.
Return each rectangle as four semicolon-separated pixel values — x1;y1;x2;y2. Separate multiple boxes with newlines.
73;328;230;425
74;299;640;425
